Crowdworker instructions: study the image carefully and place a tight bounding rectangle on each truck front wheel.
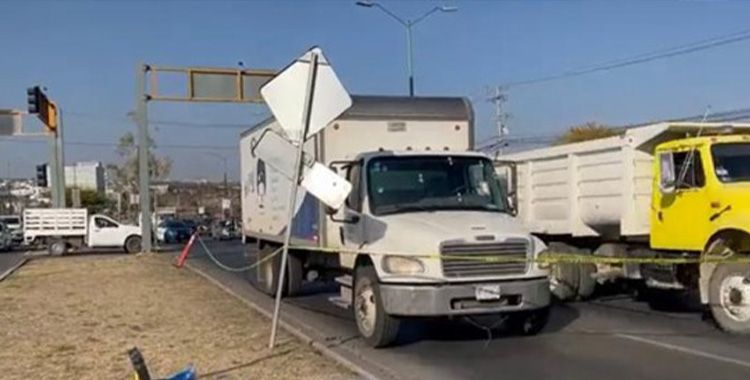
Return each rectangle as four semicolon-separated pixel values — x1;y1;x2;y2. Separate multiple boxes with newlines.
709;262;750;334
354;265;401;348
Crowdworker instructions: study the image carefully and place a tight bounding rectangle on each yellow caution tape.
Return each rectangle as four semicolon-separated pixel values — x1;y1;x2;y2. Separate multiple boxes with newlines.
267;243;748;265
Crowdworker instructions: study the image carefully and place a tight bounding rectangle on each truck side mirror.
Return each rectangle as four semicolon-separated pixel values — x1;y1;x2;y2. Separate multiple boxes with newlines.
506;194;518;216
659;152;676;194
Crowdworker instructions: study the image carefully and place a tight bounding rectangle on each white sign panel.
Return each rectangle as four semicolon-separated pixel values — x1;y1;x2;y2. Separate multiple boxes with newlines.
260;47;352;142
0;110;23;136
300;162;352;210
252;130;313;180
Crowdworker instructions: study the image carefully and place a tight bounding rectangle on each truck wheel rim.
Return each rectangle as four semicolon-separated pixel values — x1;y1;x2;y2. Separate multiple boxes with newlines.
355;283;376;337
720;275;750;322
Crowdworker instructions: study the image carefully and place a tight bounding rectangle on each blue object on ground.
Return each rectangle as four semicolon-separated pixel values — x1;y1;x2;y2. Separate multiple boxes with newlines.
161;366;197;380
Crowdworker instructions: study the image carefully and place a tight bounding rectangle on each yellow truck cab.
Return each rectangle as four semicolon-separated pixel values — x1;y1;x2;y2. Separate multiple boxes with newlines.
653;132;750;332
500;123;750;334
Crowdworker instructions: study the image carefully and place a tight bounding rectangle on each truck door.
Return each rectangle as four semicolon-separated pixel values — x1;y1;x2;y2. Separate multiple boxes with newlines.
651;148;712;251
493;160;518;215
89;216;122;247
341;160;366;248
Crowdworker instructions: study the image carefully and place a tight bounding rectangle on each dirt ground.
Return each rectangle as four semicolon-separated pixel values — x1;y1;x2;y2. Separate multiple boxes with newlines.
0;254;355;380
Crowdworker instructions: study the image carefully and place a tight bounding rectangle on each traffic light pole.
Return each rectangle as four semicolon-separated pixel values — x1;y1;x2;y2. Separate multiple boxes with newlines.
55;108;66;207
48;133;59;207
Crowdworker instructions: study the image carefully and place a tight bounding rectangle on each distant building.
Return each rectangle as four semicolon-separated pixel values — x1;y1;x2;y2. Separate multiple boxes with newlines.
65;162;105;193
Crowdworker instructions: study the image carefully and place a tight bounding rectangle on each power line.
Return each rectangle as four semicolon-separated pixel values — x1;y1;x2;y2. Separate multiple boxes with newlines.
501;27;750;88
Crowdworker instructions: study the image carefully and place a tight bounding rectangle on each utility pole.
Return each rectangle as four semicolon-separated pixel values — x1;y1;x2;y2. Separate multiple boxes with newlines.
135;64;153;253
489;86;510;157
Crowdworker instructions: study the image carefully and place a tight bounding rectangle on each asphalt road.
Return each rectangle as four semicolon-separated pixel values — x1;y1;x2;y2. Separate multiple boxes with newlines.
0;250;26;280
187;239;750;380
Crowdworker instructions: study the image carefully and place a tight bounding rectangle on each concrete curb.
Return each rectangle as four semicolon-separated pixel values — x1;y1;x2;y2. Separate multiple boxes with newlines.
0;256;30;282
185;262;385;380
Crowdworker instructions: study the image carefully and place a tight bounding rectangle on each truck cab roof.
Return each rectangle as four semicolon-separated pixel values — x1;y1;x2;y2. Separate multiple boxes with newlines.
658;133;750;151
354;150;489;162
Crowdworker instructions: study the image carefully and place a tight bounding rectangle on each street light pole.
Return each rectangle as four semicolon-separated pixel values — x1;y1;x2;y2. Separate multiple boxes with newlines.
204;152;228;196
356;1;457;97
406;24;414;97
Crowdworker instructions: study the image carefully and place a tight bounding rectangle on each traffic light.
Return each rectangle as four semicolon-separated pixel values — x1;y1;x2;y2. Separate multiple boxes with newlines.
27;86;41;114
25;86;57;131
36;164;48;188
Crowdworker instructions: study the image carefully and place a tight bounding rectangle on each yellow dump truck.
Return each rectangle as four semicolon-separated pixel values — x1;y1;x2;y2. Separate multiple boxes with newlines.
498;122;750;333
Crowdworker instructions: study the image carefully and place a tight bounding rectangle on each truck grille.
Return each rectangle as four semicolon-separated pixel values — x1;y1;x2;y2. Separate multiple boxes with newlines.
441;240;529;278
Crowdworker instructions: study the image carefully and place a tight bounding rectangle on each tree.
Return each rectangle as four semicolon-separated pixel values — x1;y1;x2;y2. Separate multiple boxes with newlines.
555;122;620;145
107;132;172;219
65;188;113;214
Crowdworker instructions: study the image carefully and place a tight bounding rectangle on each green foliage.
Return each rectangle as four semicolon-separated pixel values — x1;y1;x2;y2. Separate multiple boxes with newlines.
65;188;114;214
107;132;172;194
555;122;620;145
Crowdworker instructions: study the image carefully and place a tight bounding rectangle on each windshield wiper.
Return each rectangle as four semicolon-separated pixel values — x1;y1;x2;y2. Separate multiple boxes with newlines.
377;204;437;216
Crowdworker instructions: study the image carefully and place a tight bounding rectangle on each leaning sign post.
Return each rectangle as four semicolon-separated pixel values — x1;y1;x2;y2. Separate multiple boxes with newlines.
260;47;352;349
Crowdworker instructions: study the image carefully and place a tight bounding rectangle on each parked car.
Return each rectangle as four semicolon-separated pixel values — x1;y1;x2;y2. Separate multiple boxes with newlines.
0;221;12;252
182;220;198;235
0;215;23;246
156;221;192;244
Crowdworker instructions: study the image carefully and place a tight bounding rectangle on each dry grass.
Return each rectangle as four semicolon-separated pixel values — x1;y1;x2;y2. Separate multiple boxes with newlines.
0;254;354;380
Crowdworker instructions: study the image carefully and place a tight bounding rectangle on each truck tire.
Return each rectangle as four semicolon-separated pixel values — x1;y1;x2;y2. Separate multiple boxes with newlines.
48;239;67;256
709;262;750;334
547;243;579;301
124;236;142;254
257;244;303;297
577;253;597;300
354;265;401;348
506;306;550;336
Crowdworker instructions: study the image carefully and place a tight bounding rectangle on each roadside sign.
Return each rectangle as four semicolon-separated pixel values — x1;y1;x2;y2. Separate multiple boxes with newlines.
252;129;314;180
260;47;352;142
301;163;352;210
265;47;353;350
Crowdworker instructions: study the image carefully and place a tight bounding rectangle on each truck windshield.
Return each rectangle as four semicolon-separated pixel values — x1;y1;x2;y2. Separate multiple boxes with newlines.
712;143;750;183
367;156;507;216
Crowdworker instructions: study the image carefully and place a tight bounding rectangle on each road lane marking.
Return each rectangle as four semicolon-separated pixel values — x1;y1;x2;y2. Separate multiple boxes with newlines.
615;333;750;369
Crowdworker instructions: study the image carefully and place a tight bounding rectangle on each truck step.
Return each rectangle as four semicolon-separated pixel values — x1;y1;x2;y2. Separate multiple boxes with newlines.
328;277;353;309
335;275;353;288
328;295;352;309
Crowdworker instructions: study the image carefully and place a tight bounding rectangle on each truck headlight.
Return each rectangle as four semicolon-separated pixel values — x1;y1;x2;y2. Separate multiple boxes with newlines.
382;255;425;275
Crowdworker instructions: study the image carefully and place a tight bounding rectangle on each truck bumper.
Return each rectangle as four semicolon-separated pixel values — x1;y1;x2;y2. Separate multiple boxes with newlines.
379;277;550;317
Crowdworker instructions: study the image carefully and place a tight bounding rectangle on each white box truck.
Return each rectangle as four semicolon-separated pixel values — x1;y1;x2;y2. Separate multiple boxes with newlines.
241;95;550;347
499;122;750;333
24;208;143;255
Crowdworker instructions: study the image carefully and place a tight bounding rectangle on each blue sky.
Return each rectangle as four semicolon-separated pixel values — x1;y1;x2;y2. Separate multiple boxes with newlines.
2;0;750;180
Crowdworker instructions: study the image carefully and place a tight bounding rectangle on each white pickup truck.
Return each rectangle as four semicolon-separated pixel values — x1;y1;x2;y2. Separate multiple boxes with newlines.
240;95;550;347
24;208;142;255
